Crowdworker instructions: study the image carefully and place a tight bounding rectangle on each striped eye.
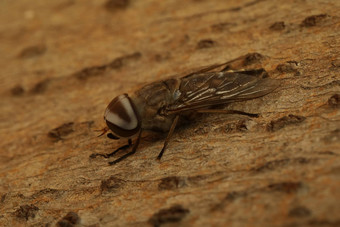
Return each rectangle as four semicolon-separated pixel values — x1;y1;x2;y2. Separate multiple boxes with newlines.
104;94;141;138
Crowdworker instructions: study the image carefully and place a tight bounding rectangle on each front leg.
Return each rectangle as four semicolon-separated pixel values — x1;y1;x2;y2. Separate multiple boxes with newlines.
90;138;132;159
109;130;143;165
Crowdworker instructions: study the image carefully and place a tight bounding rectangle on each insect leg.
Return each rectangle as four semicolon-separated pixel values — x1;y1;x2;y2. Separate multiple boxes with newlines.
109;130;142;165
196;109;259;117
89;139;132;159
157;115;180;160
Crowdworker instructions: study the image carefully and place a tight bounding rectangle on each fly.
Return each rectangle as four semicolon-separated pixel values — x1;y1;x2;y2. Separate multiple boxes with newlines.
92;59;280;165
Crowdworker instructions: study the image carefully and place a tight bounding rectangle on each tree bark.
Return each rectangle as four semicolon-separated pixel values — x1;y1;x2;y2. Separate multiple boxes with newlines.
0;0;339;226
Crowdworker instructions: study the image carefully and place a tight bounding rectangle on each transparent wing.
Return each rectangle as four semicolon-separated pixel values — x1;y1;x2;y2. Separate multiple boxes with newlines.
164;54;251;80
164;69;279;114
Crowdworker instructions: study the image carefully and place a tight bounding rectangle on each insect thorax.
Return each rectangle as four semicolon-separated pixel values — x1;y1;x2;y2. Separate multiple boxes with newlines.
130;78;181;132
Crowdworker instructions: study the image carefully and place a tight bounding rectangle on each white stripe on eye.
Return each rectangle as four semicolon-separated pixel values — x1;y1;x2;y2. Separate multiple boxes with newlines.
105;96;138;130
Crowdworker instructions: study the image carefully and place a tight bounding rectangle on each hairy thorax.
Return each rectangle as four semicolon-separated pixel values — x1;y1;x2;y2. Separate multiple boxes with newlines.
130;78;181;132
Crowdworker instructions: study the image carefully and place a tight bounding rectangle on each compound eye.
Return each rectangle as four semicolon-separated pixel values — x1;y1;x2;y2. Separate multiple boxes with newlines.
104;94;141;138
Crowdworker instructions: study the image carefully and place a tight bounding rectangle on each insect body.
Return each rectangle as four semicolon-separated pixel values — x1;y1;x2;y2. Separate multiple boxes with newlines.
99;61;279;165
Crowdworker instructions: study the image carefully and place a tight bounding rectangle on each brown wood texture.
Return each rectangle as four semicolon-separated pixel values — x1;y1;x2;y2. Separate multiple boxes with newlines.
0;0;339;226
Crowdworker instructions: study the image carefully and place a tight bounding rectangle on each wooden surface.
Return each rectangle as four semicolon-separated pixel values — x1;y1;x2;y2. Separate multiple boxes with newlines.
0;0;339;226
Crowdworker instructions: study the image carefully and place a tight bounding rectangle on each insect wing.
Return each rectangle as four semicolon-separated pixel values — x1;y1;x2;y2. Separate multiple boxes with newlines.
165;70;279;114
177;53;263;77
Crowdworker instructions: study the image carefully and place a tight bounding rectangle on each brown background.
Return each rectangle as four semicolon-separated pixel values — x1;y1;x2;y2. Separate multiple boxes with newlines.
0;0;339;226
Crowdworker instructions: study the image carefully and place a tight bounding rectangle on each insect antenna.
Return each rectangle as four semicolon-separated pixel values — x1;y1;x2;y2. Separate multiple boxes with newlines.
95;127;109;137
